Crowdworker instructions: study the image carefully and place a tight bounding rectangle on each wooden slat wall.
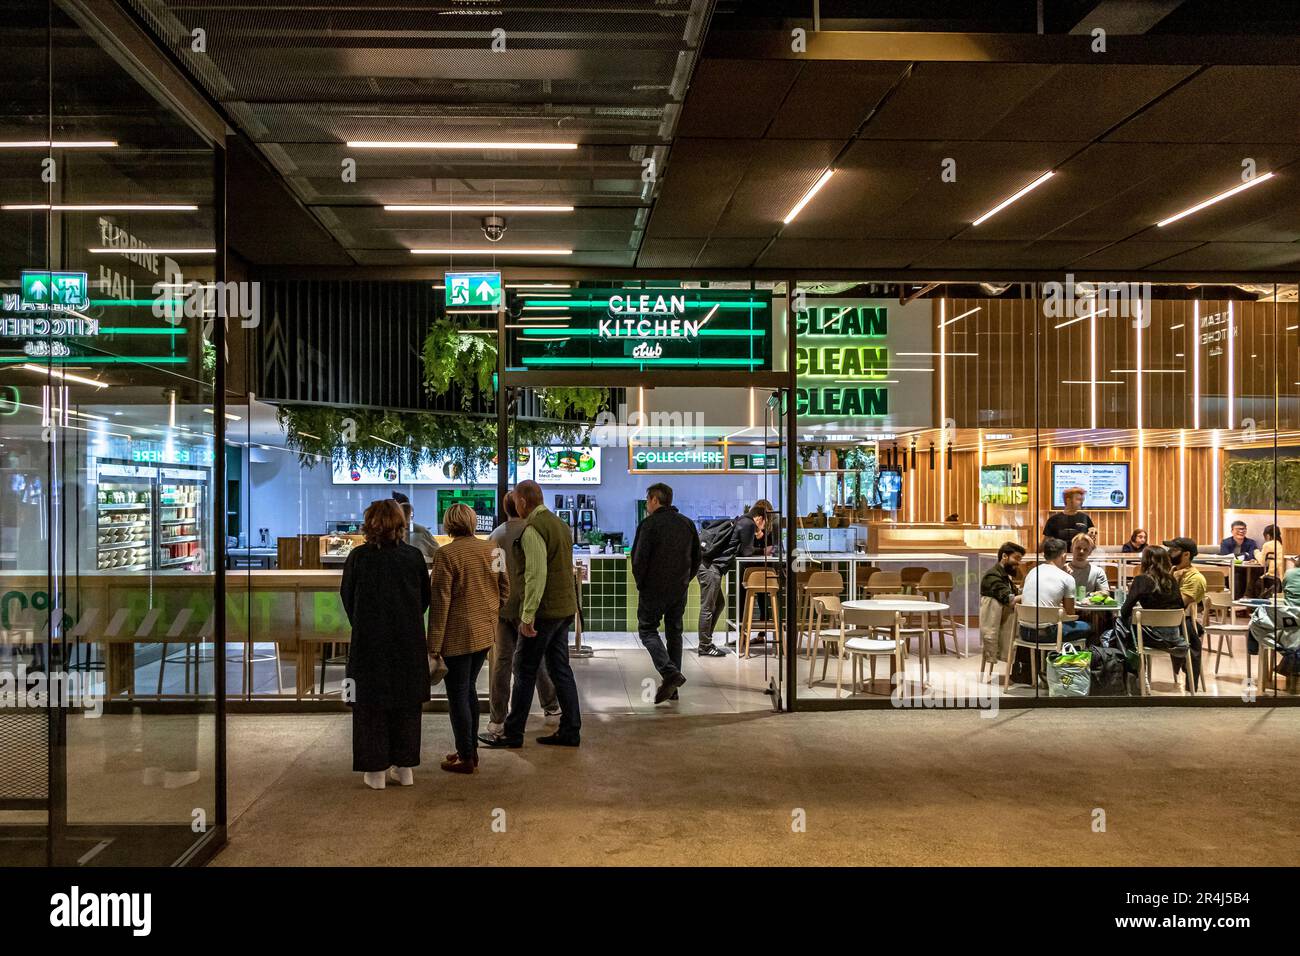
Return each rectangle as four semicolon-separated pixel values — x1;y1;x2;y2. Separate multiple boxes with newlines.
906;445;1221;546
940;298;1300;430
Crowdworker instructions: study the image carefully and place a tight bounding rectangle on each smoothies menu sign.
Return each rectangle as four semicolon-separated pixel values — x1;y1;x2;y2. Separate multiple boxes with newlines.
510;288;771;370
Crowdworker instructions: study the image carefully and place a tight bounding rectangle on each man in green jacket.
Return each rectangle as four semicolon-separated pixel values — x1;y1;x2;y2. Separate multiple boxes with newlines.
486;479;582;748
980;541;1024;674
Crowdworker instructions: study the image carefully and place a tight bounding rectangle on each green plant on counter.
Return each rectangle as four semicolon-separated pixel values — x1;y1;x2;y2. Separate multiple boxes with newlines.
1225;456;1300;511
584;528;606;547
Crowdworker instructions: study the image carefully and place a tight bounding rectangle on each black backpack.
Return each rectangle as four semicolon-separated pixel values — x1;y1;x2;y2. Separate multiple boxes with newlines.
699;518;738;566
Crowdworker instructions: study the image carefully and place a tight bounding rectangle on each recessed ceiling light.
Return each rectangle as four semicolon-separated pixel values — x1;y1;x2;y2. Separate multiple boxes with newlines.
971;171;1055;226
0;140;117;149
1156;172;1275;227
88;247;215;254
384;204;573;213
410;248;572;256
347;140;577;151
782;169;834;225
3;203;197;211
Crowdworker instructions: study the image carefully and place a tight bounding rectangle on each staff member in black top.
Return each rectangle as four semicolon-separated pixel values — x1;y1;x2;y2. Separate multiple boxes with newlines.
1043;485;1096;548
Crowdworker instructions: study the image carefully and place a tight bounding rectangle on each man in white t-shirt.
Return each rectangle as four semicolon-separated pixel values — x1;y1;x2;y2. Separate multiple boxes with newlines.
1021;536;1090;642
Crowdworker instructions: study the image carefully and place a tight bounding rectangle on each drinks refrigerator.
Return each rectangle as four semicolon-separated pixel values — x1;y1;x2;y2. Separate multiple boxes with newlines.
94;461;209;572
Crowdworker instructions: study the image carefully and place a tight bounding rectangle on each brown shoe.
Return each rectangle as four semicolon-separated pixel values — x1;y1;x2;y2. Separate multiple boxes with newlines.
440;754;475;774
445;751;480;767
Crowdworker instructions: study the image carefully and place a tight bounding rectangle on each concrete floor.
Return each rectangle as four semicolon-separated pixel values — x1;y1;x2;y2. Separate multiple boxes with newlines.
214;707;1300;866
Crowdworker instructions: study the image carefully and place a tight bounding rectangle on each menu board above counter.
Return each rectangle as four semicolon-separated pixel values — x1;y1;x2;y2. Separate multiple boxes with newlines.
534;447;601;485
1051;461;1130;510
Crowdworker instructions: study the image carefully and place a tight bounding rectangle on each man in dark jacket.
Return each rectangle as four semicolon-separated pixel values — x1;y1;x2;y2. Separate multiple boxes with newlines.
631;482;701;703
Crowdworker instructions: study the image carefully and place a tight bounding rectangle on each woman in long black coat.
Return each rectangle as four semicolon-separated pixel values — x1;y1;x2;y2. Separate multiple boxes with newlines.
340;498;432;789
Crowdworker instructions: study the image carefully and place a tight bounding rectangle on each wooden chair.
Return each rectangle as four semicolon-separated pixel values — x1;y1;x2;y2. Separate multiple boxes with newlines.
877;592;932;679
865;570;903;596
1204;589;1248;678
801;570;844;659
833;604;905;697
900;567;927;593
739;567;782;659
1008;605;1064;688
1103;564;1119;589
1199;566;1228;594
1133;607;1195;695
853;566;880;598
918;570;958;655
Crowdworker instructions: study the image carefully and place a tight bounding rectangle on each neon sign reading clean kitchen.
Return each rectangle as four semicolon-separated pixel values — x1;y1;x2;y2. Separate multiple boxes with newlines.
600;294;700;339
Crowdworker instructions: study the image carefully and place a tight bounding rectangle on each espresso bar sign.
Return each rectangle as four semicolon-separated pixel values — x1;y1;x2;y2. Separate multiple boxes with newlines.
795;305;889;418
512;287;771;370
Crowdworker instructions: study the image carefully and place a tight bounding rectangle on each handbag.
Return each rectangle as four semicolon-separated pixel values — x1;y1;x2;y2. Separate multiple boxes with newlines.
428;654;449;686
1045;643;1092;698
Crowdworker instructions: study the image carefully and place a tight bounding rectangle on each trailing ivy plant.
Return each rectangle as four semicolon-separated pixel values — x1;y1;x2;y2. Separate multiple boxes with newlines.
1225;456;1300;511
422;318;497;406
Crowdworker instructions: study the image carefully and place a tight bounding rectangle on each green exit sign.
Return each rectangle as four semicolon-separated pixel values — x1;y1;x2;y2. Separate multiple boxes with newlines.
445;271;501;308
21;270;89;309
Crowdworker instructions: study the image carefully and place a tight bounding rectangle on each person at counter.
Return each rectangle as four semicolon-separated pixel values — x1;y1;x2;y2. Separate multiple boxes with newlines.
1219;520;1258;559
428;503;509;775
1122;529;1148;553
480;491;560;745
1066;533;1109;595
392;491;439;562
340;498;431;791
631;482;701;704
1042;486;1095;547
486;480;582;749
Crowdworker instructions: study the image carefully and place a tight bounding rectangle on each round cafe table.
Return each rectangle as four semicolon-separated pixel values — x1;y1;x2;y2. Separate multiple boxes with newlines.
842;599;952;679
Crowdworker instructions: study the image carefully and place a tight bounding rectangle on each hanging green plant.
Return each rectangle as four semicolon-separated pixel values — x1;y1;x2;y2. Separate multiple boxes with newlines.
540;386;609;420
422;318;497;405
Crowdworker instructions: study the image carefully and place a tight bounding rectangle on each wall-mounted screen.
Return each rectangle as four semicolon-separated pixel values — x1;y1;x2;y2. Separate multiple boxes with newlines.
435;488;497;533
1051;461;1130;510
874;468;902;511
332;461;400;485
533;447;601;485
980;463;1029;505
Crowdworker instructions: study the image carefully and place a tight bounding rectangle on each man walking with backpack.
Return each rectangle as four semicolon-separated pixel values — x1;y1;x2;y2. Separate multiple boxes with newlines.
631;483;701;703
696;515;741;657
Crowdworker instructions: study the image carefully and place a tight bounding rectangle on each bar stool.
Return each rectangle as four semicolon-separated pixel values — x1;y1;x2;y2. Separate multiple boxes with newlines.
739;567;782;659
801;570;843;658
918;570;958;655
865;570;903;596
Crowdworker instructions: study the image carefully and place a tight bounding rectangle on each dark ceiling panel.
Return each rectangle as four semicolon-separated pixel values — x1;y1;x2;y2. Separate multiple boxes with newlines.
1106;66;1300;144
910;239;1113;270
673;58;802;138
765;61;907;139
755;238;943;269
1139;241;1300;272
1067;241;1206;271
711;140;844;237
635;237;707;268
695;237;771;268
642;139;749;237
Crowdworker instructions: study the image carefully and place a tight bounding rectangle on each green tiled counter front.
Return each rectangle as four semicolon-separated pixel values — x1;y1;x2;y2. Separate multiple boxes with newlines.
577;556;730;634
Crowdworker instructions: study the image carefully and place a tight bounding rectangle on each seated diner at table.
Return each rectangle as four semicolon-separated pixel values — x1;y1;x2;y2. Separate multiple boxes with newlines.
1219;520;1258;559
1066;533;1109;595
1118;545;1185;626
1121;528;1148;554
1020;537;1090;642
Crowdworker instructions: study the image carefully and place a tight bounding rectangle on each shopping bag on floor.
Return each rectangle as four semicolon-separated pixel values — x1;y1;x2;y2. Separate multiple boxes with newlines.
1045;643;1092;698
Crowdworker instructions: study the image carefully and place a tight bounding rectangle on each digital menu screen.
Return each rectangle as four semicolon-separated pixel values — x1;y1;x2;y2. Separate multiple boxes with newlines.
1051;461;1130;510
533;447;601;485
331;461;400;485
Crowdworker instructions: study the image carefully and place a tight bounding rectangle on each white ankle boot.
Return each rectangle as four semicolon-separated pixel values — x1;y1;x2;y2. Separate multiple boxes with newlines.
387;766;414;786
363;771;386;790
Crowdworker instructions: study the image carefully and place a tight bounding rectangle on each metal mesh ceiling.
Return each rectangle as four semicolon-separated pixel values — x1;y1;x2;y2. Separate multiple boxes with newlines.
123;0;717;266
